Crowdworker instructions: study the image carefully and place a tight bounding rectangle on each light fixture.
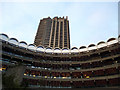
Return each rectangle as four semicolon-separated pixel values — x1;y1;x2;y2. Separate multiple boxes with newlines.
33;75;36;77
24;73;27;76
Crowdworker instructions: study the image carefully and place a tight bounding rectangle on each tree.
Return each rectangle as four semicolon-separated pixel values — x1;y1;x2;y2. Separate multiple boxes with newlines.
2;73;20;89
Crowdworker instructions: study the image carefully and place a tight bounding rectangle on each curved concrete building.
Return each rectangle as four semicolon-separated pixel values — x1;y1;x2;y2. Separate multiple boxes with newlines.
1;33;120;89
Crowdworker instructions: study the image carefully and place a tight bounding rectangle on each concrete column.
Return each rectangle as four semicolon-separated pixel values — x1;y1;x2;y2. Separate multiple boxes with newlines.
49;19;54;47
62;20;64;48
67;20;69;48
53;18;57;48
58;20;61;48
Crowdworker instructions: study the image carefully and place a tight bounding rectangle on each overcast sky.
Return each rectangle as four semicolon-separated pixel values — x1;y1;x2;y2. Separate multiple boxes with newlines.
0;1;118;48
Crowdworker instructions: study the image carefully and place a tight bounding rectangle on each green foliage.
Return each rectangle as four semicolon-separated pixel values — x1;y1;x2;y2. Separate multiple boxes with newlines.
2;73;46;89
2;73;30;90
2;73;20;89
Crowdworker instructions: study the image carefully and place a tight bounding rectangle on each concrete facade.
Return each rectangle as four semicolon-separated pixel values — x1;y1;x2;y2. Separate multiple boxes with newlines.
34;16;70;49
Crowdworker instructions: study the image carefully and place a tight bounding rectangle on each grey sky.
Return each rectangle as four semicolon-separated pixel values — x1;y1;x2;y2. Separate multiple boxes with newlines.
0;1;118;48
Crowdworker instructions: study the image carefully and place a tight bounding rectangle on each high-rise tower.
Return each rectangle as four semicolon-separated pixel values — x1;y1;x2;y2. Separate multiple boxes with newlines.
34;16;70;49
